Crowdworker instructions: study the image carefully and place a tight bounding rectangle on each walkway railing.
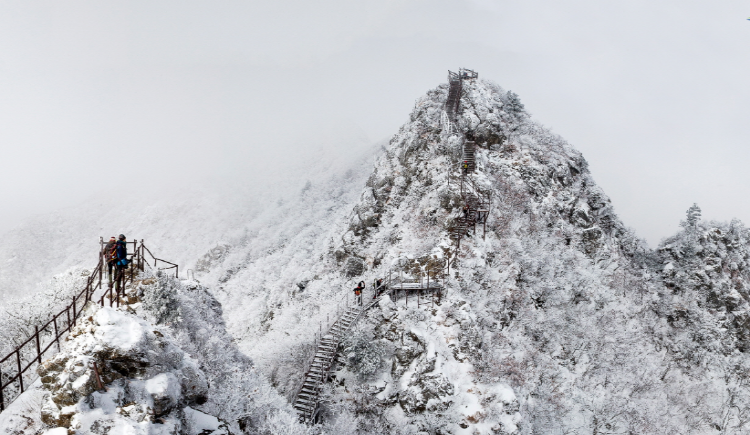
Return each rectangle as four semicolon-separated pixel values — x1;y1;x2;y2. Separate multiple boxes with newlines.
0;239;177;413
293;265;448;423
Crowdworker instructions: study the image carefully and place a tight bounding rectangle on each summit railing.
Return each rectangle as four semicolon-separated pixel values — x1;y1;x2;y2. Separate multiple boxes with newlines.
0;239;177;413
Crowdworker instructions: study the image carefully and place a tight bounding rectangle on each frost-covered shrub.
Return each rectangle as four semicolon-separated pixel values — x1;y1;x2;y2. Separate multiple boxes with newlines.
140;271;182;325
344;256;365;278
342;327;386;380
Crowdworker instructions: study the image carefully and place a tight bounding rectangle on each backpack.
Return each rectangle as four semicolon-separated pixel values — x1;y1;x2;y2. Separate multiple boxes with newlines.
107;243;118;263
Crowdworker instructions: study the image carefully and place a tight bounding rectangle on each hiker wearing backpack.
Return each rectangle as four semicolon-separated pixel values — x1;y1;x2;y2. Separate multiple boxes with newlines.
104;236;117;287
114;234;129;292
353;281;364;306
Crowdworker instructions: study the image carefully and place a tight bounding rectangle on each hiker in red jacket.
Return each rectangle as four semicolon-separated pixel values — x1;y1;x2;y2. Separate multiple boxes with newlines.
353;281;364;306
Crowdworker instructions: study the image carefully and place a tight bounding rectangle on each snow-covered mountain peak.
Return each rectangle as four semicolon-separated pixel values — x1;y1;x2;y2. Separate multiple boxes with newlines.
5;74;750;434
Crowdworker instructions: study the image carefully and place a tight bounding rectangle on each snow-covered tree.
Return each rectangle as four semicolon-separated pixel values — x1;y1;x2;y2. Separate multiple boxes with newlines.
681;203;702;229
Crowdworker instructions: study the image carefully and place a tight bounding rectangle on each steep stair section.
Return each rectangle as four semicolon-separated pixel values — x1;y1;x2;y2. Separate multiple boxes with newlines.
293;305;365;422
294;280;441;423
461;140;476;173
445;71;462;122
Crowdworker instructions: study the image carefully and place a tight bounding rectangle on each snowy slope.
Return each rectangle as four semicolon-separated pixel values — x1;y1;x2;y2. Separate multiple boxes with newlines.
4;75;750;434
1;271;310;435
199;78;750;434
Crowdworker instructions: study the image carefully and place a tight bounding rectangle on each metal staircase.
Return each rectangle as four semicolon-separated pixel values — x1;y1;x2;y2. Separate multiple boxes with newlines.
293;288;386;423
293;68;490;424
462;140;476;173
293;305;363;422
443;69;491;254
293;277;444;423
445;71;463;123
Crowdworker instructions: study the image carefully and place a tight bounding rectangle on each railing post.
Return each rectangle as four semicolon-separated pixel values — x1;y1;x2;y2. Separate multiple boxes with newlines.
66;306;72;332
16;351;23;393
98;261;103;296
53;316;60;352
0;365;4;412
72;295;77;324
35;326;42;365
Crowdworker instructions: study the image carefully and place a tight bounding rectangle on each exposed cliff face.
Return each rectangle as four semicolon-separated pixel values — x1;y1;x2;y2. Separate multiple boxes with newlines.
345;78;646;269
658;219;750;357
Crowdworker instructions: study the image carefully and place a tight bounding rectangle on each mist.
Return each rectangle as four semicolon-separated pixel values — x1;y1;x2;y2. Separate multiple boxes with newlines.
1;0;748;246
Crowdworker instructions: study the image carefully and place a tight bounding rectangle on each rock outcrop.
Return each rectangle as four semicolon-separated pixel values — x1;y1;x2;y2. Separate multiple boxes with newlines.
37;303;222;434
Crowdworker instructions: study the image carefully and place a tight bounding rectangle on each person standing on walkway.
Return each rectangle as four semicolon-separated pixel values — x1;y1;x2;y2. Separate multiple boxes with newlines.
114;234;129;292
104;236;117;287
353;282;364;306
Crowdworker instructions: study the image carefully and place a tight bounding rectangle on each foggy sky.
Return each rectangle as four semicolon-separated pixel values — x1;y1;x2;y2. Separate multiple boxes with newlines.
0;0;748;246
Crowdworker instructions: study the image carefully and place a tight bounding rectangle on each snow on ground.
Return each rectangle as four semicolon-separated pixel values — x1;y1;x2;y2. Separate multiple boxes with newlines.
3;75;750;434
192;77;750;433
2;271;310;434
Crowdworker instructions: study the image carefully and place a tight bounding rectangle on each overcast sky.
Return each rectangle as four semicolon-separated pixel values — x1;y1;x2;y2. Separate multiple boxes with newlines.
0;0;748;246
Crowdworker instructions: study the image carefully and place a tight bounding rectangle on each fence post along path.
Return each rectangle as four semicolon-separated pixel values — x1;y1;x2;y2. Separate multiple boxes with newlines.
0;238;178;413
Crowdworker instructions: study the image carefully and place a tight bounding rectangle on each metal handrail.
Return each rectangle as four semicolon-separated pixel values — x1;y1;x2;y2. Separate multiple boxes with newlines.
0;239;176;413
294;266;447;423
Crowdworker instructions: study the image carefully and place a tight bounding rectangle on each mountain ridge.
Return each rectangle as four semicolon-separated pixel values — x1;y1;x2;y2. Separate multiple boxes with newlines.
3;74;750;434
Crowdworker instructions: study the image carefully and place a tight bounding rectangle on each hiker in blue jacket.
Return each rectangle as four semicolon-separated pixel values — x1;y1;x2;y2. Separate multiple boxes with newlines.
114;234;129;292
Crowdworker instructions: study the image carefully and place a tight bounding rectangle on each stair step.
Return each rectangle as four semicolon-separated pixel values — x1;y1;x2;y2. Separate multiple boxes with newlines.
297;395;317;404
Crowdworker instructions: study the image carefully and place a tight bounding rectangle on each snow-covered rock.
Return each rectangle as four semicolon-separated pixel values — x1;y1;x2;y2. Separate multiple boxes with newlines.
2;271;308;434
36;302;216;433
197;77;750;433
